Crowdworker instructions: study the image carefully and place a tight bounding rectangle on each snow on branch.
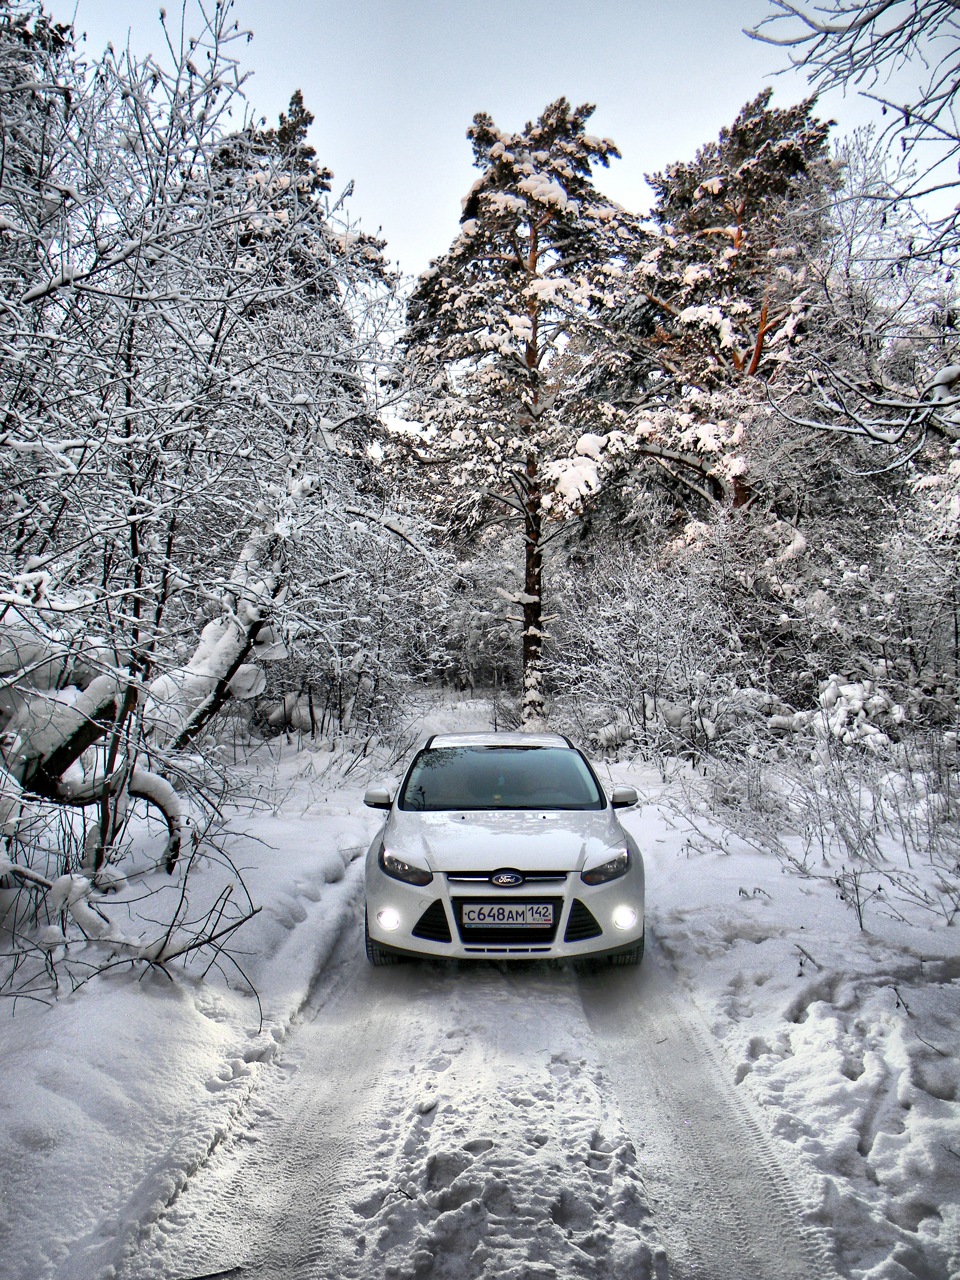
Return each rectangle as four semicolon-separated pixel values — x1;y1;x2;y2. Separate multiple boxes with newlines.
7;673;122;799
747;1;960;252
129;766;192;873
768;361;960;455
342;506;434;558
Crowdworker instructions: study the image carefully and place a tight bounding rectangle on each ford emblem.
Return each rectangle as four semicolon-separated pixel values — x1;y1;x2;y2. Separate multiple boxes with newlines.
491;869;524;888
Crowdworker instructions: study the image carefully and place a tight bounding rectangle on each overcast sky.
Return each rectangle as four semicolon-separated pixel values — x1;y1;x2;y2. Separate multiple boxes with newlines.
67;0;884;275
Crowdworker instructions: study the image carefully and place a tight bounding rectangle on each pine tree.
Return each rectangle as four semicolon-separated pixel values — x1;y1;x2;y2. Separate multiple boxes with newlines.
403;98;643;723
567;91;837;516
615;90;835;396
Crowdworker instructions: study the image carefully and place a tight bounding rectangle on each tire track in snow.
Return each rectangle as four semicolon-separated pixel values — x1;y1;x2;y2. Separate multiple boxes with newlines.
120;919;840;1280
579;934;844;1280
327;964;669;1279
118;922;424;1280
109;860;370;1280
120;929;669;1280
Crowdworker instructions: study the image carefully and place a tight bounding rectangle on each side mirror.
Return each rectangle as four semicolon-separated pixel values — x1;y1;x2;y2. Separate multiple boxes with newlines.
610;785;638;809
363;784;394;811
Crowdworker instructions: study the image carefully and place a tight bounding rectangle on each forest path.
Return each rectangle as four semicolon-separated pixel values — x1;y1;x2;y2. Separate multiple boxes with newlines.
119;892;840;1280
579;951;839;1280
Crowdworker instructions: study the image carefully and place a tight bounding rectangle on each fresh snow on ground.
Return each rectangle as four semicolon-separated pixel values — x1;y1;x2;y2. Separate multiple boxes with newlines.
616;775;960;1280
0;752;384;1280
0;693;957;1279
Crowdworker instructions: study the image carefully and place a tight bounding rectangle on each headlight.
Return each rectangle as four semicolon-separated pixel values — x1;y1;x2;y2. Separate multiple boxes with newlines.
580;849;629;886
379;847;433;886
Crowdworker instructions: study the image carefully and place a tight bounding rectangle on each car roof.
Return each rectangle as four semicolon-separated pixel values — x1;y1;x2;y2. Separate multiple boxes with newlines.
424;731;574;750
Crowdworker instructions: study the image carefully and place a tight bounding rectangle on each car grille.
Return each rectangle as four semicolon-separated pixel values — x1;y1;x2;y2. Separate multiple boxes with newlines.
452;896;563;944
411;900;452;943
563;899;603;942
445;871;569;884
461;946;553;954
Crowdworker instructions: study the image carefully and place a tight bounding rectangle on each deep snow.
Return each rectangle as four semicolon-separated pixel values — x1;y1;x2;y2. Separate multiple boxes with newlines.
0;694;957;1279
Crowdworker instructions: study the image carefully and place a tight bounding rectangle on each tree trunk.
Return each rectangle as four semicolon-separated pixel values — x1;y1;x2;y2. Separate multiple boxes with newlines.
521;452;545;726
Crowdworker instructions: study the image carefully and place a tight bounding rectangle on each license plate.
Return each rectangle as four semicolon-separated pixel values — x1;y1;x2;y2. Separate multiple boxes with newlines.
462;902;554;928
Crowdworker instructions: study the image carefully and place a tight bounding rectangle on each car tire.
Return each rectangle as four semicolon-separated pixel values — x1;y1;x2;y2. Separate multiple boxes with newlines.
364;913;404;966
608;930;645;967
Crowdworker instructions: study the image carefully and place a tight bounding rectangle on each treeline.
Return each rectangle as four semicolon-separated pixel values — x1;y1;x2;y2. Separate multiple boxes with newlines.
400;90;959;754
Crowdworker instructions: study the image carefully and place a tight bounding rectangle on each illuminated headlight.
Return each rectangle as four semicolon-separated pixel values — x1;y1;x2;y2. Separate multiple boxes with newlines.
580;849;629;886
378;847;433;886
377;908;402;931
612;905;638;931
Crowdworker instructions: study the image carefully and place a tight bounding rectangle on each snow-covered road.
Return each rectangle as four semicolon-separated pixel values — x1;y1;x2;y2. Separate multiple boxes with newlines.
581;949;837;1280
5;699;957;1280
120;872;838;1280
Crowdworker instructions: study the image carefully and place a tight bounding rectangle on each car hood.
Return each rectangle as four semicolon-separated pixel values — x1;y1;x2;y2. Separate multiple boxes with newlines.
381;808;625;873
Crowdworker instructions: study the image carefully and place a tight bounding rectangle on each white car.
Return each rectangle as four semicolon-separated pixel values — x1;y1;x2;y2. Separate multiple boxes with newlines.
362;731;644;966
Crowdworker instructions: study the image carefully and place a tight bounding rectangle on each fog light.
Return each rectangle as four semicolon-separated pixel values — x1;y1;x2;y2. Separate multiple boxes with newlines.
377;908;401;931
612;905;638;931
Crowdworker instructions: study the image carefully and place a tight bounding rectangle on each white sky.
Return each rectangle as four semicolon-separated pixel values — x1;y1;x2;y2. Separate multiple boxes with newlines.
67;0;886;275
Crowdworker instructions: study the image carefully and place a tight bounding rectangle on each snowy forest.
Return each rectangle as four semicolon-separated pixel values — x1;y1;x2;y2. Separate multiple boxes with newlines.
2;1;960;1275
2;0;957;984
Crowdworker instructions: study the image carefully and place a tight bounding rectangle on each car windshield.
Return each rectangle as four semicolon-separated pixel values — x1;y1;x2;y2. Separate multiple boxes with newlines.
398;745;604;812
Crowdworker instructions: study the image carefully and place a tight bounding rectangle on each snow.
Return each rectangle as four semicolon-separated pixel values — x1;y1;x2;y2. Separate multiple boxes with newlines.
0;695;957;1279
0;748;382;1280
145;615;254;742
574;432;607;460
543;455;602;508
677;303;738;348
681;263;712;286
611;763;960;1280
516;173;577;214
924;366;960;401
486;192;527;216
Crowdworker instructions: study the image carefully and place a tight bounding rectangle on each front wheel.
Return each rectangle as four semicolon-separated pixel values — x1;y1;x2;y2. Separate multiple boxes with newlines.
364;912;404;966
608;930;645;967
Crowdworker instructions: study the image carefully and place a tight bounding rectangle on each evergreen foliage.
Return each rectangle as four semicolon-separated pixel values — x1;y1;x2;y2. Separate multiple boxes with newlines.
403;98;644;722
544;92;837;525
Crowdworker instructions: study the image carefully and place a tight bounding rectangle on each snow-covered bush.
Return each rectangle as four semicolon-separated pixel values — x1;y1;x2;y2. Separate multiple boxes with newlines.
549;537;761;758
0;791;261;1000
769;675;907;752
256;511;447;745
687;733;960;930
430;541;531;697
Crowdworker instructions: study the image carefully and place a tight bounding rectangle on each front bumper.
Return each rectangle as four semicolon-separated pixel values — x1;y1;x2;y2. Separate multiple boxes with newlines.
364;856;645;962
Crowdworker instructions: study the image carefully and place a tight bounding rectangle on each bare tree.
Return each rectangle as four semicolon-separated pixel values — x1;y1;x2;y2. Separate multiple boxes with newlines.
748;0;960;255
0;1;402;990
